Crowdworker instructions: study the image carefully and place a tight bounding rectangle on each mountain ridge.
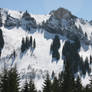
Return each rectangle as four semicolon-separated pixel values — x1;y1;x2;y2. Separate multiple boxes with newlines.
0;7;92;91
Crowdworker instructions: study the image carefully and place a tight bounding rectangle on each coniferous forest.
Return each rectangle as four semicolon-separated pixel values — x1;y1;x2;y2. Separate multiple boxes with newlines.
0;58;92;92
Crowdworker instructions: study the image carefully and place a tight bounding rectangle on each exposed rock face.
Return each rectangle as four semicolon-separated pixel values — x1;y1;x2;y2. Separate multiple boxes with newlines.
1;9;37;30
50;8;73;20
21;11;37;30
4;14;20;27
42;8;88;42
22;10;31;20
0;8;90;45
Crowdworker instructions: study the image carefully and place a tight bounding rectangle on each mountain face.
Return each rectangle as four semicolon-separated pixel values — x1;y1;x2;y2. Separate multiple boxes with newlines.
0;8;92;90
43;8;91;44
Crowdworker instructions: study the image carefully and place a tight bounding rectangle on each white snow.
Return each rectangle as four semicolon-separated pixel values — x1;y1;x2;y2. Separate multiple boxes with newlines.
1;27;28;57
8;9;23;19
1;26;65;90
79;44;92;61
0;8;92;91
75;19;92;40
81;73;90;87
31;14;50;24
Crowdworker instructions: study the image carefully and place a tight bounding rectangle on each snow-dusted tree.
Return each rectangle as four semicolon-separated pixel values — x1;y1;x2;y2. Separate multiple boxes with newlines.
62;59;75;92
50;35;60;60
75;76;82;92
30;36;32;47
29;79;37;92
52;76;59;92
8;66;20;92
88;75;92;92
21;37;26;52
43;73;52;92
0;67;9;92
23;80;29;92
0;29;4;56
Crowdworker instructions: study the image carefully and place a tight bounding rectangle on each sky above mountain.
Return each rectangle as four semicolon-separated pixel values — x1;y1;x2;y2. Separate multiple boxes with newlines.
0;0;92;20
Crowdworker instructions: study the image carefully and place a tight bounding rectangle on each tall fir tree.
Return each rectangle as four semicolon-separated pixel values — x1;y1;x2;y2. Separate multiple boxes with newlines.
23;80;29;92
51;71;55;79
33;39;36;49
62;58;75;92
21;37;25;52
58;72;64;92
26;36;30;49
50;35;60;60
90;55;92;64
43;73;51;92
0;29;4;56
75;76;82;92
8;66;20;92
88;75;92;92
52;35;60;50
29;79;37;92
0;67;9;92
85;85;90;92
30;36;32;47
52;76;59;92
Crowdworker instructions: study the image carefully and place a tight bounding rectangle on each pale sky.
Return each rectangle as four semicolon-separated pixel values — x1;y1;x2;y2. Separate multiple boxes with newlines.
0;0;92;20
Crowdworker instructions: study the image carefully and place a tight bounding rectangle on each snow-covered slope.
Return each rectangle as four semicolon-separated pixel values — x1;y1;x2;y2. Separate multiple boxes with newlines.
0;27;65;90
0;8;92;91
31;14;50;24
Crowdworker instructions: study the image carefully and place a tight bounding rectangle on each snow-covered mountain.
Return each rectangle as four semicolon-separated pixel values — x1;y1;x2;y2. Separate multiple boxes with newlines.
0;8;92;90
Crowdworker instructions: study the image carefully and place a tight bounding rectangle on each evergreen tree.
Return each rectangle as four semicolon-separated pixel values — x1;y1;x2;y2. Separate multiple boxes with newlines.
50;43;53;54
30;36;32;47
85;32;87;38
62;39;82;74
58;72;64;92
21;36;36;52
52;50;60;60
81;62;86;75
90;55;92;64
26;36;30;49
62;59;75;92
0;67;9;92
62;40;71;58
51;35;60;60
33;39;36;49
75;76;82;92
23;80;29;92
52;76;59;92
85;85;90;92
21;38;26;52
88;75;92;92
52;35;60;50
29;79;37;92
8;66;20;92
0;29;4;56
13;50;16;58
43;73;51;92
51;71;55;79
85;57;90;74
73;35;81;50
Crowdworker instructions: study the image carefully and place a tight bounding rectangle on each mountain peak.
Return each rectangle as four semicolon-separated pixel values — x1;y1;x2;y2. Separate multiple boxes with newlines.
50;7;75;20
